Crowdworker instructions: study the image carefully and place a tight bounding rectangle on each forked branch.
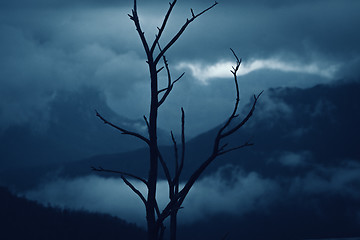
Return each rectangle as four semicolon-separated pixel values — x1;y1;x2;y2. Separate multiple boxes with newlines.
221;91;263;138
218;142;254;155
157;43;185;107
154;1;218;65
180;50;262;204
128;0;151;59
157;50;263;223
151;0;178;53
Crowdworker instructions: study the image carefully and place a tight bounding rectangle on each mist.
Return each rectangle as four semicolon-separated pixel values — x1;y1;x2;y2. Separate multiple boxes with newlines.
23;161;360;227
24;165;279;227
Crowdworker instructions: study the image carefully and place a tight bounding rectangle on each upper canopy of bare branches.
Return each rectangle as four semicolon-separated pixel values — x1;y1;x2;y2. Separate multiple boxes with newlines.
93;1;261;240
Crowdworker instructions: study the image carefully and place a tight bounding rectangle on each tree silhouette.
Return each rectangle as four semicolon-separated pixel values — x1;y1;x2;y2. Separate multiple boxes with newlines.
92;1;262;240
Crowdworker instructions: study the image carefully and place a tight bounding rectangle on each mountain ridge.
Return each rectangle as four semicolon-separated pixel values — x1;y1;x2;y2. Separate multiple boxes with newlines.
2;79;359;190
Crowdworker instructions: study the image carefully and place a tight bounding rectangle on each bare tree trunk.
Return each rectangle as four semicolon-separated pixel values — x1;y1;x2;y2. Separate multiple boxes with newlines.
147;63;159;240
170;210;178;240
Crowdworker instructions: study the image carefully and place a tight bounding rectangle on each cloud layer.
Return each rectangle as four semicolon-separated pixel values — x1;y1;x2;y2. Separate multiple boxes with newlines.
24;166;279;227
23;161;360;227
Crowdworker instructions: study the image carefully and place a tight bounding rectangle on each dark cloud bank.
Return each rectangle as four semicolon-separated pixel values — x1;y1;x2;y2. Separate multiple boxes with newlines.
1;0;359;135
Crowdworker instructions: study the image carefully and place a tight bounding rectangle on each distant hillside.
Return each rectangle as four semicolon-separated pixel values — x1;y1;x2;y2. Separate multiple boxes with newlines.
1;80;360;240
1;80;359;189
0;186;146;240
0;87;148;169
58;80;360;180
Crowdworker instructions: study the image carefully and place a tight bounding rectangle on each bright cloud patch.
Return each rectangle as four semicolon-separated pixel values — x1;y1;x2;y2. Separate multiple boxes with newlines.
177;58;340;84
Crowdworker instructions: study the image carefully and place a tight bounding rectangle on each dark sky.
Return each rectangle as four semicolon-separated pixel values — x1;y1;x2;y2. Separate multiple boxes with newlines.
1;0;359;135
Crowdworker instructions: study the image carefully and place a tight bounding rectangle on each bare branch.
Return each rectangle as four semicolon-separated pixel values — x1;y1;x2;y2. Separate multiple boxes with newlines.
157;43;185;107
91;166;148;185
128;0;151;60
157;148;174;199
154;200;161;217
219;143;229;152
121;175;147;206
95;110;150;145
174;72;185;82
157;108;186;222
230;48;241;65
173;108;186;194
218;142;254;156
157;66;165;73
143;115;150;135
158;87;168;94
177;154;216;206
158;42;171;101
150;0;177;53
190;8;195;18
180;107;185;174
158;50;262;221
221;91;263;138
195;1;218;17
171;131;179;181
215;49;242;139
154;1;218;65
158;72;184;107
157;197;181;224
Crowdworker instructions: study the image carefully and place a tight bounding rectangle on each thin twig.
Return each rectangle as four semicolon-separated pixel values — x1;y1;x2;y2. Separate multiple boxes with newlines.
150;0;178;53
221;91;263;138
157;43;185;107
95;110;150;145
172;108;185;195
143;115;150;135
157;66;164;73
91;166;148;185
128;0;151;60
158;72;185;107
154;1;218;65
219;143;229;152
218;142;254;155
215;49;242;140
171;131;179;184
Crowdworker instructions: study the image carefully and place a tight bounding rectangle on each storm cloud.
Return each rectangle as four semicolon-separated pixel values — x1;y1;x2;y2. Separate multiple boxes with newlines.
1;0;359;135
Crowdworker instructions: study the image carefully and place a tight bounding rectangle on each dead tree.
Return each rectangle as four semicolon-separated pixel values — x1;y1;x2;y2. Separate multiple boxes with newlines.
92;1;262;240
